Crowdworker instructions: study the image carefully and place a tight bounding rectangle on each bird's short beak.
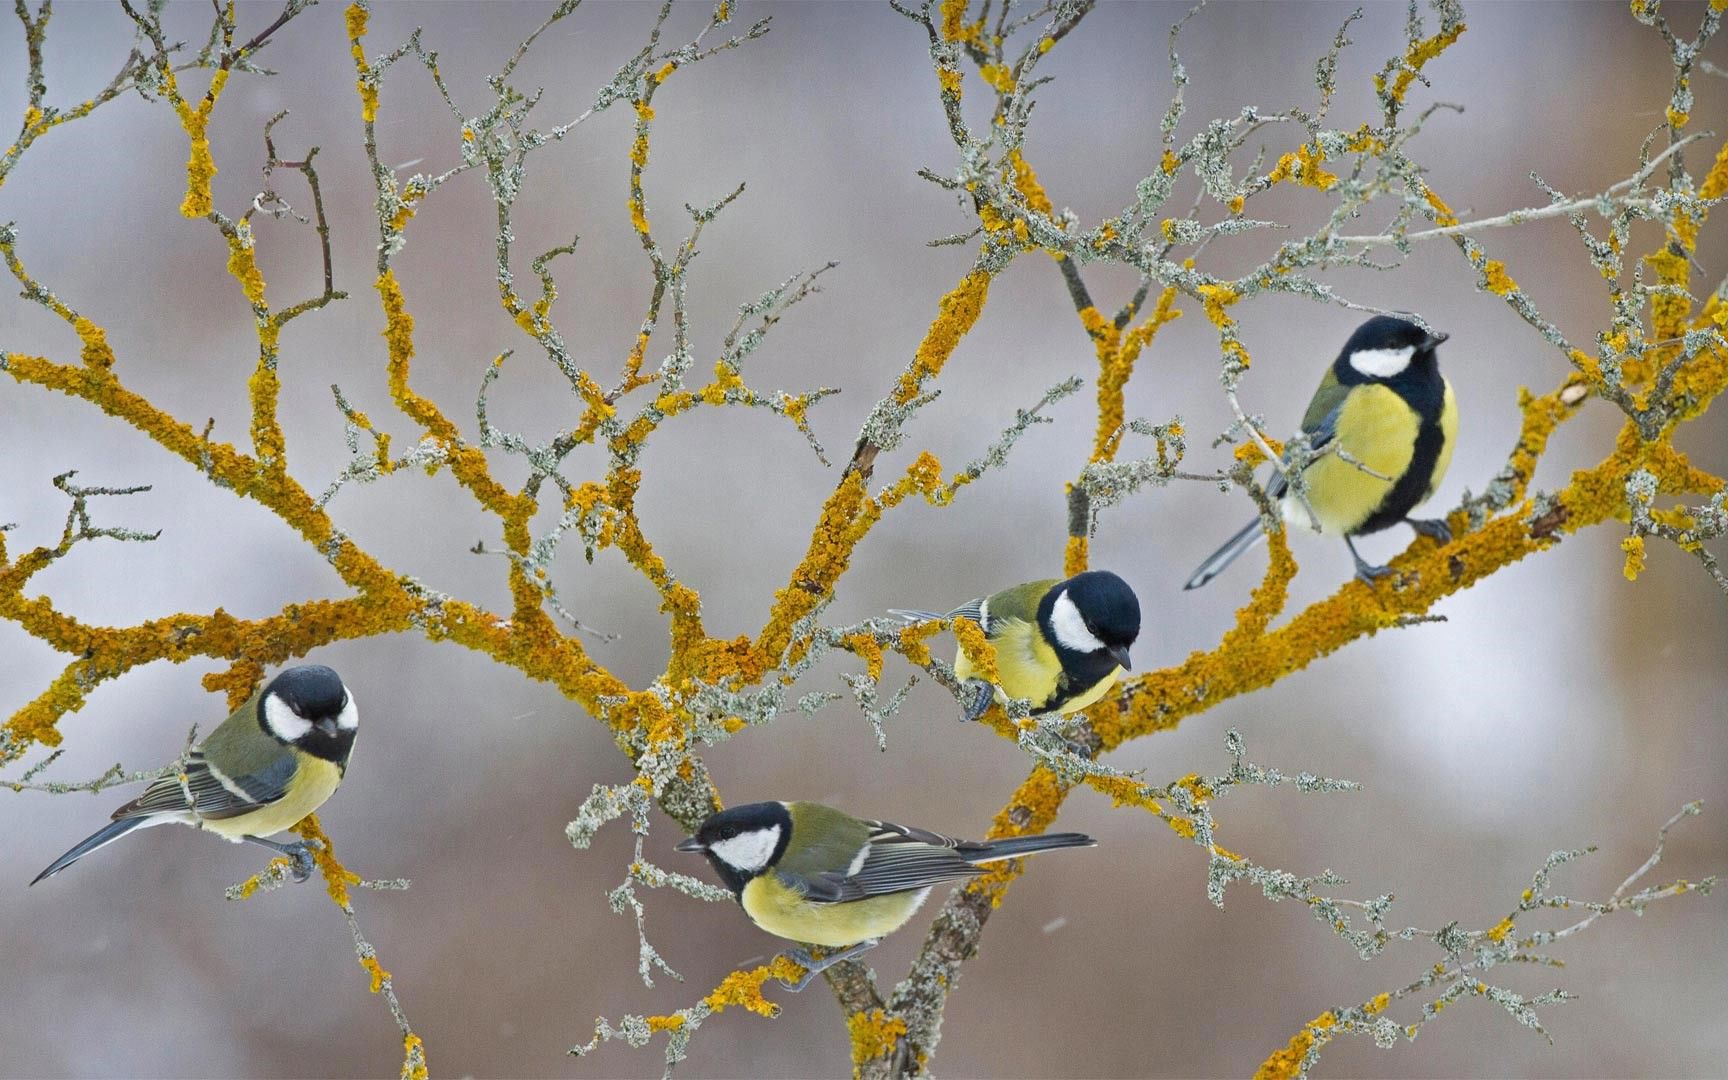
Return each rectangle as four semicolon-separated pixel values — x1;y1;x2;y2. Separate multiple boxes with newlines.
1108;644;1133;672
674;837;705;854
315;716;339;738
1424;330;1450;348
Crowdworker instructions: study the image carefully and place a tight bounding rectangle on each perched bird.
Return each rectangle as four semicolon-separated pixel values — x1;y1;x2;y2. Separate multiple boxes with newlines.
891;570;1140;721
677;800;1094;989
1184;315;1458;589
31;665;358;885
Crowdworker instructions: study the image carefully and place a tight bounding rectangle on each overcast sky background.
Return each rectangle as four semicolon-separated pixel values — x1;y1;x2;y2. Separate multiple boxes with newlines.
1;2;1724;1077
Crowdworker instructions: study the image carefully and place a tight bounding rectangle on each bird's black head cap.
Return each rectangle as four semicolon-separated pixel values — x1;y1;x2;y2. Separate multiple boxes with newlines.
677;801;793;896
257;664;356;764
1334;315;1448;385
1039;569;1141;682
267;664;347;719
1060;570;1141;648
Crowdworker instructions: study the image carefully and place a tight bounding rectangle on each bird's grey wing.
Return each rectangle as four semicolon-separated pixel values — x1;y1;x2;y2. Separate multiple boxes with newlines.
862;818;965;849
886;598;985;627
801;819;980;903
940;598;987;625
112;750;295;821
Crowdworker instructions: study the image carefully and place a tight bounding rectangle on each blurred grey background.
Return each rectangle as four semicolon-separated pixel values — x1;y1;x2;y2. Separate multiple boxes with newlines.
1;2;1724;1077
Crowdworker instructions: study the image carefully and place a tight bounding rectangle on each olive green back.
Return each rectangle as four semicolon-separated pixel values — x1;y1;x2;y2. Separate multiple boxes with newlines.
984;579;1059;625
779;802;872;879
197;688;297;779
1300;367;1350;433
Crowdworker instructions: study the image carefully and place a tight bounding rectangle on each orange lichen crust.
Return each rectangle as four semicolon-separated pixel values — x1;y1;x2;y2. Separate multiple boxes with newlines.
400;1034;429;1080
1256;1011;1335;1080
691;955;807;1020
893;272;991;405
1375;21;1467;107
1085;287;1182;462
1062;530;1089;578
848;1008;910;1072
346;3;378;123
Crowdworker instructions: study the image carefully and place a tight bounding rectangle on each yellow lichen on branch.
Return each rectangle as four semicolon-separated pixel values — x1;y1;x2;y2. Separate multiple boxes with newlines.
162;65;232;219
1088;287;1182;462
1063;528;1088;578
1264;143;1339;192
375;271;538;563
695;955;807;1019
1256;1011;1336;1080
346;3;378;123
1006;149;1053;217
226;229;289;464
361;952;391;993
893;271;992;405
849;1009;910;1070
295;813;361;906
939;0;969;42
950;616;1000;687
1621;534;1647;580
751;453;948;676
400;1034;428;1080
1376;22;1467;106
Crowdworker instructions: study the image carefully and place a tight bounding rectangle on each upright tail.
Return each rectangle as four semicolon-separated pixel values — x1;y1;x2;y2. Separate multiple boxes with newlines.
962;832;1096;864
1183;517;1267;591
31;816;154;886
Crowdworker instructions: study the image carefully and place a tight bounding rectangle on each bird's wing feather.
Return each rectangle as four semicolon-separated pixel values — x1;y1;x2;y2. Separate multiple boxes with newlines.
111;750;294;821
941;598;986;625
1268;399;1345;500
1299;367;1349;434
798;818;981;903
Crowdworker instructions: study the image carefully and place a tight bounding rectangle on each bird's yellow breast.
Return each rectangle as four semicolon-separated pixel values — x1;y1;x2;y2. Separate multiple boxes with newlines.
1289;384;1418;535
741;876;929;948
954;617;1061;707
953;618;1121;715
201;756;343;841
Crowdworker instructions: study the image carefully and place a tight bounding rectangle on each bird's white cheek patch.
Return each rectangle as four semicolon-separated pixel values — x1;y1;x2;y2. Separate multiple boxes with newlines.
1348;345;1415;378
336;690;359;731
710;825;781;873
262;694;312;742
1050;591;1106;653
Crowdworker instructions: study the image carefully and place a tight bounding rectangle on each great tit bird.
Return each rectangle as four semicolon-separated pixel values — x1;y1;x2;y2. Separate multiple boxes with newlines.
676;800;1094;989
892;570;1140;722
1184;315;1458;588
31;665;357;885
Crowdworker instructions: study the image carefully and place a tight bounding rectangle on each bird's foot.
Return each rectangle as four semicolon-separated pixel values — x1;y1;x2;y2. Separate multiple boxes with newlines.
960;679;996;722
1352;558;1395;585
283;842;318;883
241;834;322;882
1407;516;1452;544
1345;537;1395;586
776;939;881;992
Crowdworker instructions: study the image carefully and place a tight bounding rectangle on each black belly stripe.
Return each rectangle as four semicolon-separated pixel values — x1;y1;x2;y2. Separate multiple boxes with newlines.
1357;410;1444;535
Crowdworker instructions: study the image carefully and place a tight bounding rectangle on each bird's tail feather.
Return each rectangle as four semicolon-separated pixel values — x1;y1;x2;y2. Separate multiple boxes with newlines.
30;816;154;885
885;608;945;624
1183;518;1267;591
966;832;1096;863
